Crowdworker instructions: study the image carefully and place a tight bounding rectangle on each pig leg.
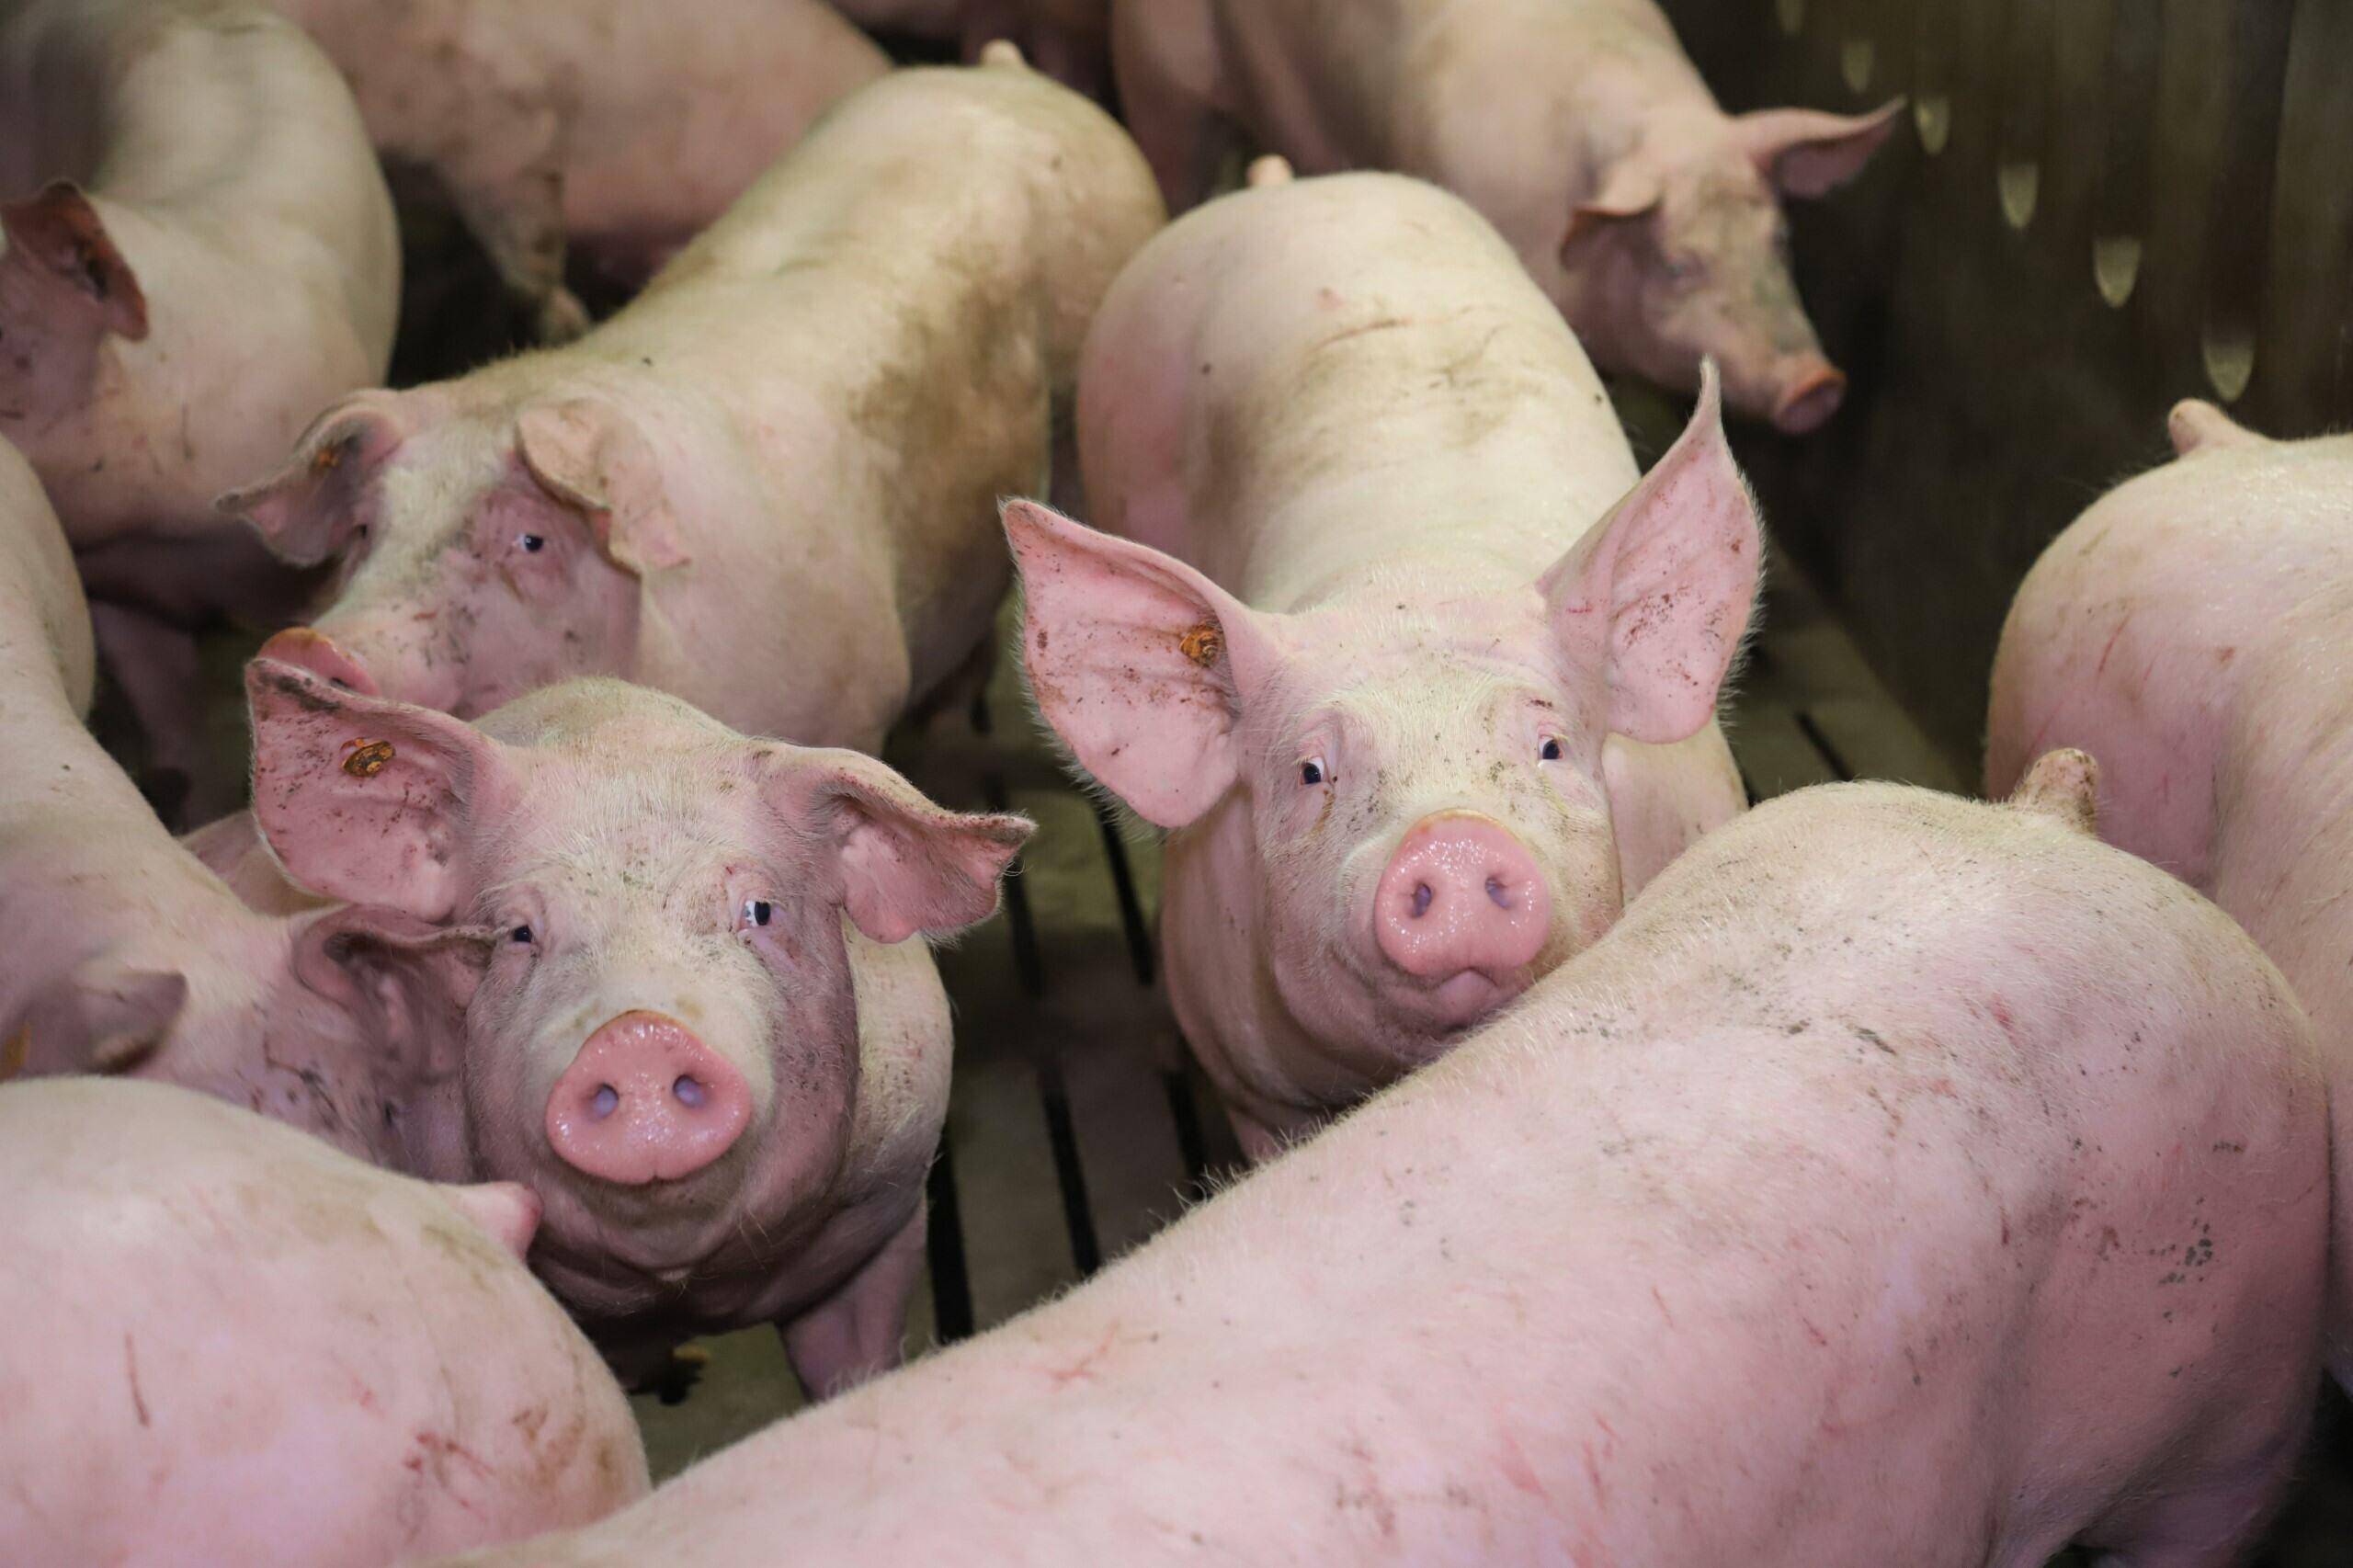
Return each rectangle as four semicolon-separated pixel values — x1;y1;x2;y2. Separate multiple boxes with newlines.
1109;0;1242;210
424;60;588;341
87;602;206;829
779;1202;929;1401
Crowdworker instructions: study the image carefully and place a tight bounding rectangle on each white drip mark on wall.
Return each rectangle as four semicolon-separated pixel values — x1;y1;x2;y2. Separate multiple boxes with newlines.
1998;161;2040;230
1915;97;1951;155
2093;237;2143;308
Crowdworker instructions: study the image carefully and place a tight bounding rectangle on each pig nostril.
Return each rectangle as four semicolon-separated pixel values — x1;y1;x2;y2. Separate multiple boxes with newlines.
1486;876;1510;909
1411;882;1433;918
589;1084;619;1119
673;1074;706;1108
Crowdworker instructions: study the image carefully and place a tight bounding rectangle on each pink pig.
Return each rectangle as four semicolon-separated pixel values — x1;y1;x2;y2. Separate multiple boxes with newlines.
434;761;2328;1568
1987;399;2353;1388
0;0;399;821
0;1078;646;1565
267;0;891;338
0;434;495;1160
1011;171;1757;1157
1110;0;1901;430
244;660;1031;1395
227;61;1163;752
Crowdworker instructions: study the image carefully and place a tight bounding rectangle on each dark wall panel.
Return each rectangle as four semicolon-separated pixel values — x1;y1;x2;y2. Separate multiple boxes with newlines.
1656;0;2353;774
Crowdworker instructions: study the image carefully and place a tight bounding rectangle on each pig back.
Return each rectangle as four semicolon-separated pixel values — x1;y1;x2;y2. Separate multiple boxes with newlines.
0;1078;647;1564
637;63;1162;396
1074;170;1634;603
1499;783;2328;1548
0;435;94;714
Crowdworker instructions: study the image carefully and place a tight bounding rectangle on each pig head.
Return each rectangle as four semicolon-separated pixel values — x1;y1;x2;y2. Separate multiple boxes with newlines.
243;664;1027;1324
222;388;689;716
1010;369;1758;1071
1557;101;1901;433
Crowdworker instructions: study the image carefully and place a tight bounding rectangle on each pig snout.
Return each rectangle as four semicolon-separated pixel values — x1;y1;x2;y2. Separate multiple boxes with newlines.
544;1010;753;1186
1372;812;1552;1017
1768;356;1847;435
257;626;379;695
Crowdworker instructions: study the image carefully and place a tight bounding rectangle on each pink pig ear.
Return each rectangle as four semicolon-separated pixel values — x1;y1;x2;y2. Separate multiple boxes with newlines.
516;397;690;575
758;746;1034;944
1540;361;1762;745
292;903;494;1092
1735;99;1905;199
219;392;411;567
1003;497;1287;829
1560;162;1663;260
245;659;512;920
17;959;188;1075
438;1181;543;1260
0;181;148;340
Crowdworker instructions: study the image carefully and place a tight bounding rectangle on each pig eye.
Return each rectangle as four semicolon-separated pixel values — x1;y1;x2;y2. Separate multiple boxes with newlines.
741;898;775;929
516;532;546;554
1540;737;1563;762
509;924;534;945
1300;757;1329;787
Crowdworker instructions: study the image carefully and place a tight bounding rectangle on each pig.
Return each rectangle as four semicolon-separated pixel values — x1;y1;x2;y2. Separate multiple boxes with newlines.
1986;399;2353;1389
831;0;1109;99
1;0;399;822
0;1077;646;1564
434;761;2328;1568
1010;171;1758;1158
267;0;891;339
242;658;1031;1395
0;432;493;1163
226;60;1165;752
1108;0;1902;430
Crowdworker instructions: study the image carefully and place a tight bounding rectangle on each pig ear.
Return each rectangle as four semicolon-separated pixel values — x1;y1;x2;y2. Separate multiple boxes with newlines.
759;746;1034;944
438;1181;543;1260
246;658;512;920
1540;362;1761;744
1736;99;1905;199
219;392;410;567
2167;399;2266;458
1004;497;1287;828
0;181;148;340
17;960;188;1074
516;398;690;574
293;904;494;1089
1561;163;1663;259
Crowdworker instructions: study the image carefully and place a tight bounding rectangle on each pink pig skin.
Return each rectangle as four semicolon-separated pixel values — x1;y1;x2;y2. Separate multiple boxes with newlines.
0;1078;647;1565
1987;401;2353;1390
0;436;489;1164
435;769;2326;1568
1110;0;1900;430
243;660;1032;1397
267;0;891;338
0;0;399;821
832;0;1110;98
1012;173;1757;1157
227;60;1164;752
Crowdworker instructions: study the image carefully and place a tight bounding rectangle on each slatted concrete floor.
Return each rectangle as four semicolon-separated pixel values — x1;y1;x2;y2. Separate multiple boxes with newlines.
628;546;1966;1479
